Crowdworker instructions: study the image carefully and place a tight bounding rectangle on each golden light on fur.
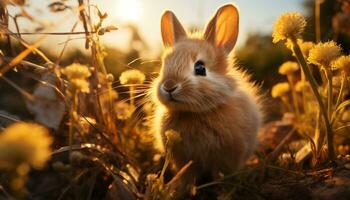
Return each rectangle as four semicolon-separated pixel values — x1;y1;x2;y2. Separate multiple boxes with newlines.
151;4;263;195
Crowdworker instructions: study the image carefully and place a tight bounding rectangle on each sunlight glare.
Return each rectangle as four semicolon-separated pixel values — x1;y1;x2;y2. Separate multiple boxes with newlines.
116;0;143;22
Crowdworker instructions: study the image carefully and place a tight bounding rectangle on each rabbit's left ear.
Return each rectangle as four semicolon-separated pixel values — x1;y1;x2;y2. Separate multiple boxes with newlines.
204;4;239;54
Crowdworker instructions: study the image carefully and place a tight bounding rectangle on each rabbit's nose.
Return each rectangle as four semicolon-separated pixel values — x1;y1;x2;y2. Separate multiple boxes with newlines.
162;79;178;93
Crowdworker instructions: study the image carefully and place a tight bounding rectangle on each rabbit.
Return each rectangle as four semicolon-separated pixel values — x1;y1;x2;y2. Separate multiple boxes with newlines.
150;3;263;195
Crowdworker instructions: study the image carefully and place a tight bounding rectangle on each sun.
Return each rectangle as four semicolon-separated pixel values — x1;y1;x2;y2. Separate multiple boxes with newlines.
116;0;143;22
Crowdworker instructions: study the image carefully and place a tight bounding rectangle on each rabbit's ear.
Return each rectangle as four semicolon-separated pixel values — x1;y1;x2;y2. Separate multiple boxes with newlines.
161;10;187;47
204;4;239;53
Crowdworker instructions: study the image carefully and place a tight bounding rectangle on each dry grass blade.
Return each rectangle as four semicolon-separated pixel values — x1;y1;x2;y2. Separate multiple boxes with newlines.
0;4;86;76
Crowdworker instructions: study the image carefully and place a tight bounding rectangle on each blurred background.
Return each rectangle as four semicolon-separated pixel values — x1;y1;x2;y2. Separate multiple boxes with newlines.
1;0;350;118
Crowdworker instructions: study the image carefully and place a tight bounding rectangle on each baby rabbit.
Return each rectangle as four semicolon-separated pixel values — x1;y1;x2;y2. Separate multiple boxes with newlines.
151;3;263;194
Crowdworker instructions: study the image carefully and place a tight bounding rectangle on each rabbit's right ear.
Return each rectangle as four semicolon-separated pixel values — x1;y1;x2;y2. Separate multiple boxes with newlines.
161;11;187;47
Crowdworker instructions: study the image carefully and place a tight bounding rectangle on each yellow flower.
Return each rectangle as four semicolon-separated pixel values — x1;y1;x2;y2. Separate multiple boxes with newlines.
299;41;315;58
278;61;299;75
271;82;290;98
295;81;308;92
115;101;134;120
70;79;90;93
0;122;53;170
61;63;91;93
119;69;145;85
285;40;314;58
272;12;306;43
61;63;91;80
331;55;350;72
308;41;342;67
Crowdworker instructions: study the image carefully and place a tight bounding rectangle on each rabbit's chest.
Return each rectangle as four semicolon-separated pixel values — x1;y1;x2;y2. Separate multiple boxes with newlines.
161;113;239;168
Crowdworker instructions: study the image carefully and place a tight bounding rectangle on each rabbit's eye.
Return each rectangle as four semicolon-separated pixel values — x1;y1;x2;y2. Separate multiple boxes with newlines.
194;60;206;76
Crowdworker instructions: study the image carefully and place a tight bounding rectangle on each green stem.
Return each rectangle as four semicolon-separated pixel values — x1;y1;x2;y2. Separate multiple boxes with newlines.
281;96;293;113
129;85;135;109
325;68;333;119
69;90;78;148
301;71;307;114
291;39;335;160
335;72;347;108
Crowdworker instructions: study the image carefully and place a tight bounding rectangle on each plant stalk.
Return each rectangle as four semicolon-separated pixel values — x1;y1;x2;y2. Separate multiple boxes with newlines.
291;39;335;160
69;90;78;148
324;68;333;119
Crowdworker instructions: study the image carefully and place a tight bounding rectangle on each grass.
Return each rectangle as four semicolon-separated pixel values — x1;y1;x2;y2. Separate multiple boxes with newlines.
0;0;350;199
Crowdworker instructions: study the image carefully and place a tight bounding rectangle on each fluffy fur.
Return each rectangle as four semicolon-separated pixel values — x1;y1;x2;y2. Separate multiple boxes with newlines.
149;3;263;191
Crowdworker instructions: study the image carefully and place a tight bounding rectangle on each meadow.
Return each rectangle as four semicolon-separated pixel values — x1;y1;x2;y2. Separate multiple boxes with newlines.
0;0;350;199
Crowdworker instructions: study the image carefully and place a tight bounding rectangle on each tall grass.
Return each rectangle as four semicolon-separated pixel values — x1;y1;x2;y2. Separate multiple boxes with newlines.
0;0;349;199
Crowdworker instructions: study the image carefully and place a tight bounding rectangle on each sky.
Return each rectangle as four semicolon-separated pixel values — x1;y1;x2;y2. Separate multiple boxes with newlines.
8;0;306;58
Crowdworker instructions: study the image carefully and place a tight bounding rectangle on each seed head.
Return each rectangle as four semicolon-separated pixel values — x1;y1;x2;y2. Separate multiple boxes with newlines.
0;122;52;170
308;41;342;67
331;55;350;72
295;81;308;92
272;12;306;43
278;61;299;75
271;82;290;98
119;69;145;85
61;63;91;93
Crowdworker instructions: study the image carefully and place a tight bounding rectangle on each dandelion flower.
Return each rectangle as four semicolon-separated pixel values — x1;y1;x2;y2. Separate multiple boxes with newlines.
271;82;290;98
106;73;115;82
61;63;91;80
119;69;145;85
278;61;299;75
61;63;91;93
272;12;306;43
115;101;133;120
0;122;53;170
70;79;90;93
285;39;315;58
299;41;315;58
331;55;350;72
295;81;308;92
308;41;342;67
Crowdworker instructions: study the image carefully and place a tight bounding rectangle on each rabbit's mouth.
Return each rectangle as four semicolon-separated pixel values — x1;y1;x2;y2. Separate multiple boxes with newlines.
168;93;181;103
158;89;184;106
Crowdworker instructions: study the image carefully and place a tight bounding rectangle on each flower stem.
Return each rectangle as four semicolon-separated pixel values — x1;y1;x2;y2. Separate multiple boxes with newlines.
291;39;335;160
335;72;347;108
69;90;78;148
324;68;333;118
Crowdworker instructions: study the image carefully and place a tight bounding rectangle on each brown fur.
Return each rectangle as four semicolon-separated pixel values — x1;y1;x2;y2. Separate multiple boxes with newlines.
150;3;263;194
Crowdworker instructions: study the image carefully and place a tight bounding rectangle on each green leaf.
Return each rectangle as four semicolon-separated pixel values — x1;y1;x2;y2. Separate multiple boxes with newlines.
332;99;350;123
334;123;350;133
